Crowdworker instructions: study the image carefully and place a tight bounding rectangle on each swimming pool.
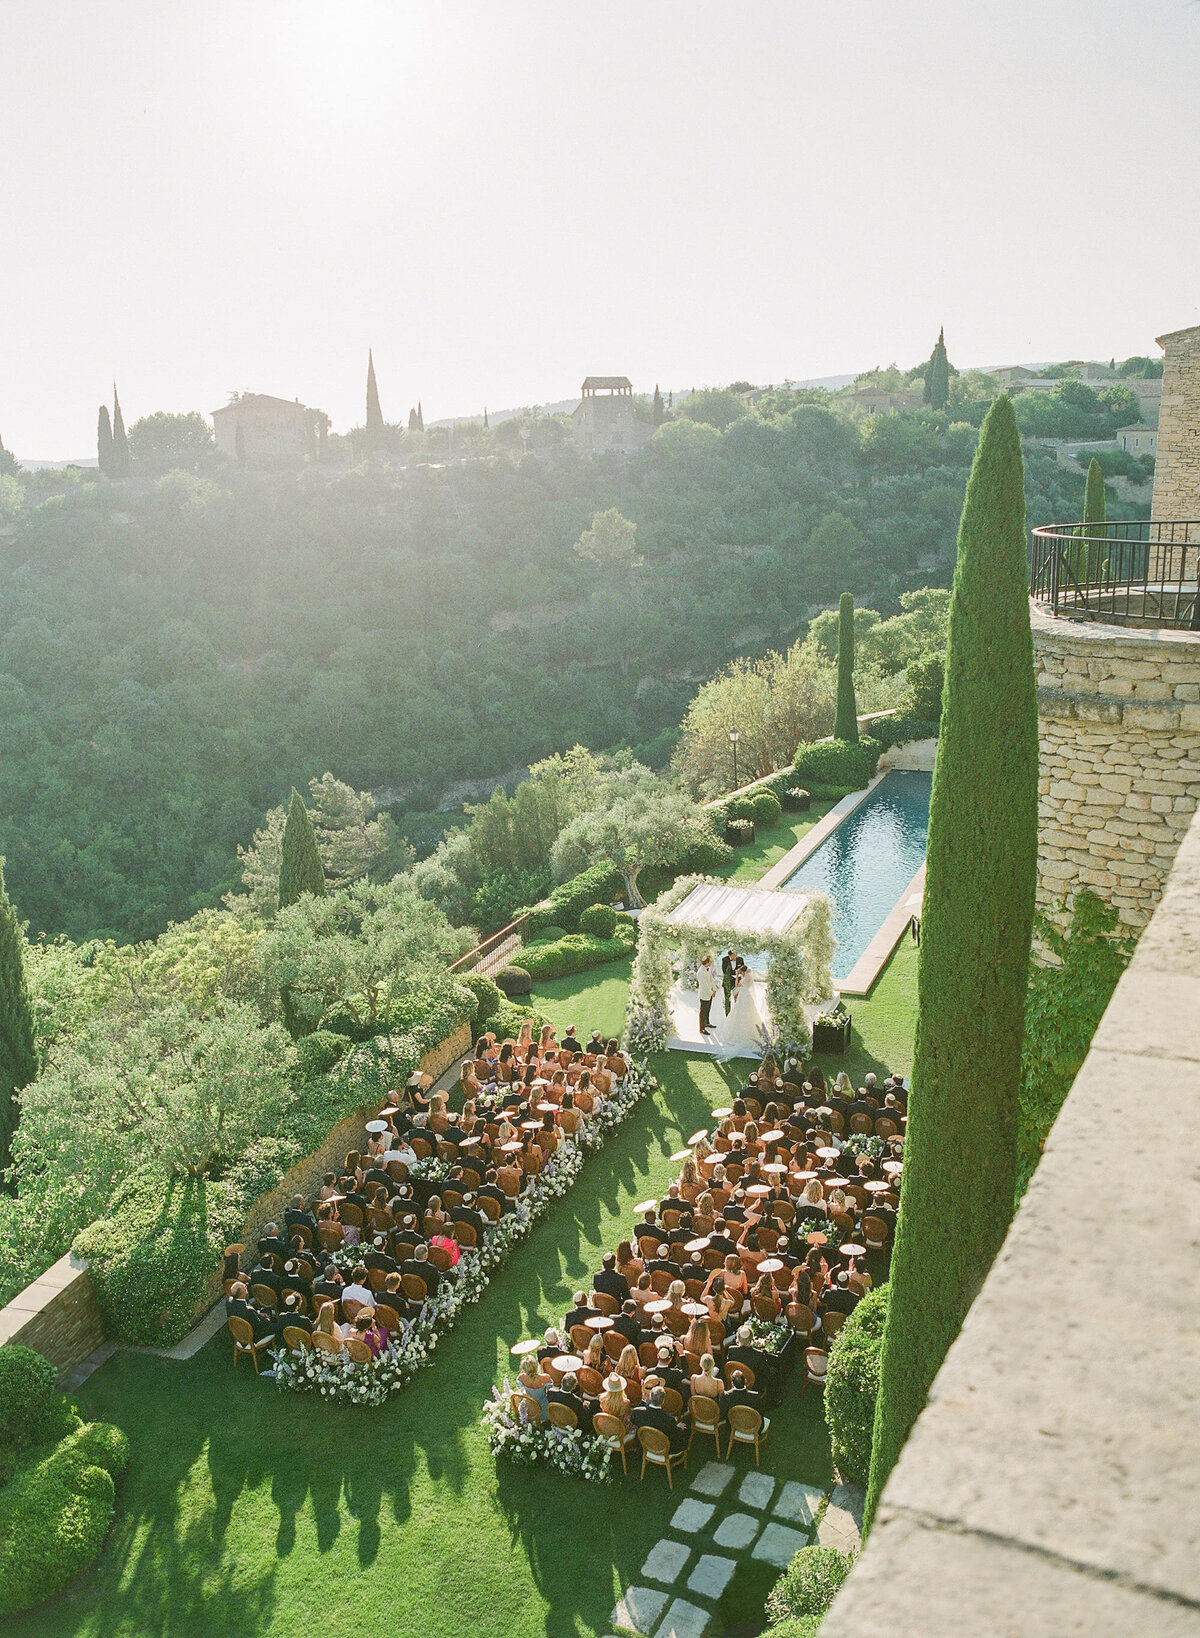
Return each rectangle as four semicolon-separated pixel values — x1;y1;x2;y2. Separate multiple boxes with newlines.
780;768;932;981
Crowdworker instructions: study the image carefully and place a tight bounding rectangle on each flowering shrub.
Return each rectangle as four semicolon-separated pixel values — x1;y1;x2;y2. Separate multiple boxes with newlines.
625;1000;669;1056
480;1395;616;1483
272;1061;658;1407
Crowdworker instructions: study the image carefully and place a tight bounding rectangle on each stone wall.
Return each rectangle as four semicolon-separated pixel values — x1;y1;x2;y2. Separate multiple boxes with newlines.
1152;323;1200;520
826;803;1200;1637
1033;605;1200;929
0;1254;105;1382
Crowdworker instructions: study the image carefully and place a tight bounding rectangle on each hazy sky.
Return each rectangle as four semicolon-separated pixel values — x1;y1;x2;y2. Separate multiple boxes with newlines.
3;0;1198;457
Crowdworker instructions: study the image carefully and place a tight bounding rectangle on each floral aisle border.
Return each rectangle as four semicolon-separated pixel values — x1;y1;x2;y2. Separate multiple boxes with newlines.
626;874;835;1054
271;1061;658;1408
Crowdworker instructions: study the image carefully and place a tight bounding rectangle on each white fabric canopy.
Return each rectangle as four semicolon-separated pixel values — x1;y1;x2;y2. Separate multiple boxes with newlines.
664;881;811;941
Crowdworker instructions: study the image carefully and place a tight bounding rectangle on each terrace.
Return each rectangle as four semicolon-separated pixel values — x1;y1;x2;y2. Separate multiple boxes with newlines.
1029;517;1200;629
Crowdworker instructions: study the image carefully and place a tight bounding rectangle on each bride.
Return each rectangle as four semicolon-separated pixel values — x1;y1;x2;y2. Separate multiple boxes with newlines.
719;957;767;1047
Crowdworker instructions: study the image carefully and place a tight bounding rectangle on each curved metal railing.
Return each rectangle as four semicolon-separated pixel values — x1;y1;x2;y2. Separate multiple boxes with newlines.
1030;518;1200;629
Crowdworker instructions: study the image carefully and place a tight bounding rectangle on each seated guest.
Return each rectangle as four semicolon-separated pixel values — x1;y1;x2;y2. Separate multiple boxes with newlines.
478;1170;513;1217
354;1309;388;1357
314;1301;346;1346
383;1133;418;1167
517;1353;552;1415
615;1344;642;1392
382;1271;406;1311
257;1222;289;1262
615;1239;643;1286
651;1342;689;1403
583;1332;608;1374
341;1265;373;1309
250;1258;285;1300
564;1290;598;1331
683;1313;711;1359
561;1024;582;1056
726;1323;775;1386
312;1262;345;1304
611;1300;642;1346
630;1272;656;1310
405;1243;452;1297
450;1194;488;1241
279;1292;313;1335
280;1259;314;1308
594;1251;630;1305
750;1273;781;1319
718;1368;763;1421
284;1195;317;1238
536;1327;563;1365
822;1269;861;1317
364;1236;396;1275
225;1281;277;1344
548;1370;594;1433
632;1384;687;1454
600;1371;632;1429
690;1353;722;1400
644;1244;677;1277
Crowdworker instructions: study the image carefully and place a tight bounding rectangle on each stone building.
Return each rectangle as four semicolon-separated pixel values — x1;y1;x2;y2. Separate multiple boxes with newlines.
211;393;330;462
572;377;652;455
1031;323;1200;931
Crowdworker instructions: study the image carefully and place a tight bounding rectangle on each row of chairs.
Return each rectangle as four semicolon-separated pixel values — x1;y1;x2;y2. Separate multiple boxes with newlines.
514;1395;770;1478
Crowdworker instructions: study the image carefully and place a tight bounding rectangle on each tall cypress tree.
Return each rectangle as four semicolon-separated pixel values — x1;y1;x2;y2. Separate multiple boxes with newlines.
416;401;424;432
278;788;327;908
864;396;1038;1531
483;407;489;430
652;384;665;426
923;327;950;411
0;862;38;1179
1083;456;1106;582
408;407;418;432
111;386;131;478
833;591;859;742
97;406;113;477
365;349;384;444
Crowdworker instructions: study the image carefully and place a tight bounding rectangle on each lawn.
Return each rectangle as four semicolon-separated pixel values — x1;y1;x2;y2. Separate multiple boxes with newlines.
638;805;838;904
15;946;914;1638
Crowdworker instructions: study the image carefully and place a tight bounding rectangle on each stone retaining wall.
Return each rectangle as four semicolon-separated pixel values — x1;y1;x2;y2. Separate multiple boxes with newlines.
1033;605;1200;929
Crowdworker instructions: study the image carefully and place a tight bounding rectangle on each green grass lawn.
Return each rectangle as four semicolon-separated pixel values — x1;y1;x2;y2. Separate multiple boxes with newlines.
638;805;837;905
15;947;915;1638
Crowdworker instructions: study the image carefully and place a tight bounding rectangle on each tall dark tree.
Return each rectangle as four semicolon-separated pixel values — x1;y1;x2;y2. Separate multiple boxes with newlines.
833;591;859;742
923;327;951;411
483;407;489;430
111;386;131;479
1078;455;1107;582
97;406;114;477
278;788;327;909
408;407;418;432
416;401;424;432
652;384;665;426
0;862;38;1179
365;349;385;444
864;396;1038;1530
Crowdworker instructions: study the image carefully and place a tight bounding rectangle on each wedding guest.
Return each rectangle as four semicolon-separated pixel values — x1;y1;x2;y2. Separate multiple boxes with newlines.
690;1353;723;1400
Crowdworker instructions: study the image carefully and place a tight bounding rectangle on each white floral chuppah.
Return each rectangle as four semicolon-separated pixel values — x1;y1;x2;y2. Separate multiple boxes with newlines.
625;875;835;1057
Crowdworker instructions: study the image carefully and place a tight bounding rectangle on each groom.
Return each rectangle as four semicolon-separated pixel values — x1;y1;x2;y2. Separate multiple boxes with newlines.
722;950;738;1016
697;954;718;1036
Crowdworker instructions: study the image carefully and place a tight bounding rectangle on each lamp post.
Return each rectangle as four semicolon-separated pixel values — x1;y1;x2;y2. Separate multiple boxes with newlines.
729;727;740;791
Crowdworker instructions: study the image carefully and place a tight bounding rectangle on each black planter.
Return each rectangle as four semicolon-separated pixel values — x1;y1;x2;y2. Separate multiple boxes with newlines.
725;820;756;846
812;1013;851;1055
784;787;811;813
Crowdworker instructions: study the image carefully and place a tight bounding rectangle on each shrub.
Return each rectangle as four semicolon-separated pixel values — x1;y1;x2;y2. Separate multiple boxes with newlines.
791;736;880;790
495;965;532;996
765;1546;856;1624
292;1029;353;1082
0;1347;57;1450
0;1421;130;1617
748;790;782;828
903;652;944;722
472;867;551;933
579;903;617;938
724;795;756;821
519;928;636;981
763;1619;824;1638
534;924;569;943
481;999;550;1041
459;973;504;1039
825;1285;889;1484
530;862;624;931
873;715;940;750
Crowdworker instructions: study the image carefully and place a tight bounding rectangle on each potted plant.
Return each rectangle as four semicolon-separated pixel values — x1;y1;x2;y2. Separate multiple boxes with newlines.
812;1006;851;1055
784;786;811;813
725;817;756;846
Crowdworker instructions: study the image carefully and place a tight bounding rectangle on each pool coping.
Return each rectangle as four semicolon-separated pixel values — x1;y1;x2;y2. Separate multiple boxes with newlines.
759;769;928;996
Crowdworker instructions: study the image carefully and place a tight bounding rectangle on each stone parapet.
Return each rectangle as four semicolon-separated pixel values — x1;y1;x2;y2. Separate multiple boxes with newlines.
826;803;1200;1637
0;1254;105;1383
1033;604;1200;929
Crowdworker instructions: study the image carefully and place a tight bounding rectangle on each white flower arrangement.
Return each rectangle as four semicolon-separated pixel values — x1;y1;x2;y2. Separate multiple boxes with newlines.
272;1061;658;1409
480;1393;617;1484
625;1001;670;1057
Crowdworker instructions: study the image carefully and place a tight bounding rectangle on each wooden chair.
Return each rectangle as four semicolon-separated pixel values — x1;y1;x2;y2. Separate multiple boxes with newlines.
344;1337;372;1365
688;1393;725;1453
570;1325;593;1354
547;1402;578;1430
830;1210;855;1237
592;1291;619;1316
723;1359;756;1389
875;1116;900;1139
604;1331;627;1363
786;1302;815;1341
317;1224;344;1252
802;1347;829;1395
637;1426;688;1488
637;1234;662;1260
664;1310;689;1337
661;1208;683;1231
281;1325;313;1353
660;1388;684;1420
251;1282;278;1311
312;1331;343;1358
228;1315;273;1372
826;1109;845;1134
375;1303;402;1334
862;1215;890;1251
821;1309;846;1345
592;1411;637;1475
442;1189;464;1210
517;1394;544;1424
386;1160;409;1182
849;1113;873;1134
410;1135;434;1160
341;1298;365;1324
577;1366;604;1399
401;1273;428;1304
751;1295;779;1323
437;1143;458;1164
727;1404;769;1463
340;1203;364;1228
367;1269;389;1294
452;1222;478;1250
638;1341;660;1368
477;1195;501;1223
427;1244;453;1272
650;1271;673;1296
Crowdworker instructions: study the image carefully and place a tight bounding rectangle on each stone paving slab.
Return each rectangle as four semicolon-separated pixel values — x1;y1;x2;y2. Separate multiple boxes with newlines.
829;1481;865;1532
737;1470;776;1510
816;1500;861;1553
612;1585;669;1635
752;1521;810;1569
712;1510;759;1550
669;1498;715;1535
687;1553;737;1600
689;1461;736;1497
654;1595;712;1638
642;1539;692;1585
772;1479;823;1528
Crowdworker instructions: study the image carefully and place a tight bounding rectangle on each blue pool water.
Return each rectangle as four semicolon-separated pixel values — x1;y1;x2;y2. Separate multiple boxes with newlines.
780;769;932;981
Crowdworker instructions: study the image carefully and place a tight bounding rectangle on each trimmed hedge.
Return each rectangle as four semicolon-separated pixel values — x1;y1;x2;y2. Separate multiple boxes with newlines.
495;965;532;997
873;715;939;750
791;735;880;790
481;999;551;1042
519;926;637;981
460;972;504;1038
765;1546;855;1625
528;862;624;932
748;789;782;828
825;1284;889;1484
0;1420;130;1617
0;1346;58;1451
293;1029;354;1082
579;903;617;938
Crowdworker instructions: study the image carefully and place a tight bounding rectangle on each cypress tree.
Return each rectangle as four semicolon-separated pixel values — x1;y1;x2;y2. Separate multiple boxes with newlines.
278;788;327;908
1083;456;1106;582
483;407;489;430
652;384;665;426
923;327;950;411
833;591;859;742
864;396;1038;1531
408;407;418;432
97;406;113;477
416;401;424;432
365;349;384;444
0;862;38;1179
111;386;131;478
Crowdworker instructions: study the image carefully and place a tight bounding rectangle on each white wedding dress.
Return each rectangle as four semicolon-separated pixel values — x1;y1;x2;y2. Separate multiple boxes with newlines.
714;972;768;1055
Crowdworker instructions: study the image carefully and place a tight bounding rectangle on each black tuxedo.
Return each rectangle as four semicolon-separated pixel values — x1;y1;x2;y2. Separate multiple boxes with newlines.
726;1344;773;1384
719;1385;763;1420
652;1364;690;1402
478;1184;512;1216
279;1309;313;1335
401;1259;441;1297
822;1286;859;1316
250;1265;285;1298
312;1277;343;1304
450;1205;487;1239
706;1234;738;1258
547;1387;594;1433
564;1304;598;1332
284;1208;317;1238
364;1249;396;1274
632;1402;686;1454
257;1235;289;1262
611;1313;641;1345
593;1269;630;1304
226;1296;276;1343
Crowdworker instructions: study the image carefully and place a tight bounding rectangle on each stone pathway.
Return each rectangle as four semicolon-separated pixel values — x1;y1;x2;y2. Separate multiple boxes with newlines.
609;1461;864;1638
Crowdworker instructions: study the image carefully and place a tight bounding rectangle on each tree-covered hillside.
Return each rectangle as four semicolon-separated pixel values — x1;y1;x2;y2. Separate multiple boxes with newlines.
0;388;1133;941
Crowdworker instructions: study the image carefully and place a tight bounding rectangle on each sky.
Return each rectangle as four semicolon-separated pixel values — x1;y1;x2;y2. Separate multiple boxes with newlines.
2;0;1198;458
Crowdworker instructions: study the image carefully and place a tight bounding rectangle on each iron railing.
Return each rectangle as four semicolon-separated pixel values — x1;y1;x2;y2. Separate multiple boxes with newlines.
1030;518;1200;630
448;912;532;978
